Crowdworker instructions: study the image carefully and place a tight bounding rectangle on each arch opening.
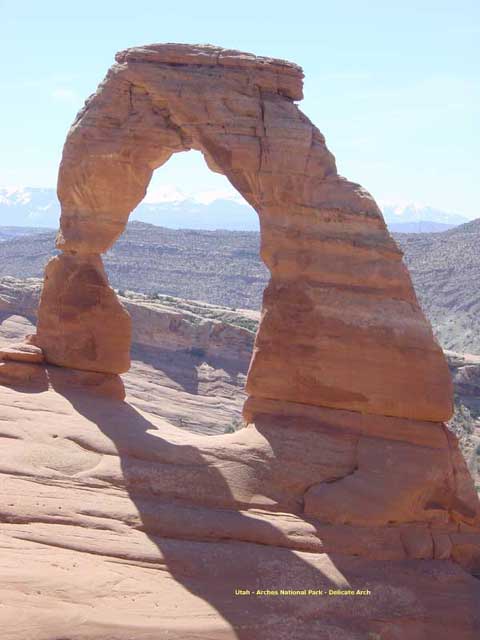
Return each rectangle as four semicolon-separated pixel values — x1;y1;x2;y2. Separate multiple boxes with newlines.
119;150;261;436
109;149;264;311
133;149;258;231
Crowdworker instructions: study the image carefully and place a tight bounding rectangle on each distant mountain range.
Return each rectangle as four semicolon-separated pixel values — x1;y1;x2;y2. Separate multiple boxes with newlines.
0;186;258;232
381;202;469;226
1;216;479;355
0;187;471;233
0;226;51;241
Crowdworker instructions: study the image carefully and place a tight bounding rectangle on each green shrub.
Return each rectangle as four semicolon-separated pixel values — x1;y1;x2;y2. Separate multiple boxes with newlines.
224;418;245;434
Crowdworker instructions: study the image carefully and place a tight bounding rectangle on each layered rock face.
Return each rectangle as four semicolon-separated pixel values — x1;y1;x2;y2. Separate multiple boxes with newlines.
34;43;451;422
36;254;131;373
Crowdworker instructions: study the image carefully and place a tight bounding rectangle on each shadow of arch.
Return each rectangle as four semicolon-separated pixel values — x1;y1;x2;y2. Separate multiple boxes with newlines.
36;376;478;639
130;342;248;398
44;377;385;640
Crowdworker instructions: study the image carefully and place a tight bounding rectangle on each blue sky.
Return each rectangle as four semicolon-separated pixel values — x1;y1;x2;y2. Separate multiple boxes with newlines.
1;0;479;217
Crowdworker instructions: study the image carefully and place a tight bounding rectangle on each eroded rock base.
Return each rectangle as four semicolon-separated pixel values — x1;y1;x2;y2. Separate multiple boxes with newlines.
0;360;125;400
35;253;132;374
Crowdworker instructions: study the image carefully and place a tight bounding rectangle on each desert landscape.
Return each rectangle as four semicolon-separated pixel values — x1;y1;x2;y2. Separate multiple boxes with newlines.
1;27;479;640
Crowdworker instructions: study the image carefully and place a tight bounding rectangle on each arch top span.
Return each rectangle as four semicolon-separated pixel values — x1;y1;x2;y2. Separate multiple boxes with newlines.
35;43;453;423
115;43;305;100
56;42;344;256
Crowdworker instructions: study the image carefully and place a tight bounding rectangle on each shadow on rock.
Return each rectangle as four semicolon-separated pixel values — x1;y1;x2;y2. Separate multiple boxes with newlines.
47;378;377;639
131;342;247;396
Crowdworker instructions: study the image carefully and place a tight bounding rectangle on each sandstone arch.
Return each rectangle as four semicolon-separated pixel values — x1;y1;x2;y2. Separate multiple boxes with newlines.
35;43;452;423
5;45;480;619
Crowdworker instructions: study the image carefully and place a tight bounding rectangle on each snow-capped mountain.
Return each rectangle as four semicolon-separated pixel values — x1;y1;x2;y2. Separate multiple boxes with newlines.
135;185;258;230
0;186;259;231
0;187;60;228
132;198;258;230
0;187;472;233
381;203;469;226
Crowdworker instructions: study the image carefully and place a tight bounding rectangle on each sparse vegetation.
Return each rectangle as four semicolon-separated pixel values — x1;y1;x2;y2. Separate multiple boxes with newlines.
4;220;480;355
189;347;206;358
395;219;480;353
224;418;246;434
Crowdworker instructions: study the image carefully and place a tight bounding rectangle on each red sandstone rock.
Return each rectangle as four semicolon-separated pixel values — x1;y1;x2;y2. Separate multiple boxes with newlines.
0;342;44;363
47;366;126;400
0;380;479;639
0;361;46;386
34;43;451;421
36;254;131;374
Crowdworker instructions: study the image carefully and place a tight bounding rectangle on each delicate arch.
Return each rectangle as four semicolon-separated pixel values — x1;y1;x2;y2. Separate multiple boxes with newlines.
35;43;452;422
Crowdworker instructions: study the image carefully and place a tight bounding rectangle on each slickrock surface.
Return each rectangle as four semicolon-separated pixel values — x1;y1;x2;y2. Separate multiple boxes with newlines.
1;378;480;639
3;44;480;638
33;42;452;421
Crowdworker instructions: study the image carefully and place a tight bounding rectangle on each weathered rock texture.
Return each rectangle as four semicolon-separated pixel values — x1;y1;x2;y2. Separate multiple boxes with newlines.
4;44;479;637
34;42;452;423
36;254;131;373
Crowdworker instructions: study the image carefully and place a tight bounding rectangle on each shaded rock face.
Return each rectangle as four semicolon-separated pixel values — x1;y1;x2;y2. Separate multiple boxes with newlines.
0;383;479;639
34;42;452;423
36;254;131;373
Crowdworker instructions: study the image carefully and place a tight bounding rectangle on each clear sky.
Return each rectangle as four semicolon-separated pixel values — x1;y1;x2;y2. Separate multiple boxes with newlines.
1;0;479;217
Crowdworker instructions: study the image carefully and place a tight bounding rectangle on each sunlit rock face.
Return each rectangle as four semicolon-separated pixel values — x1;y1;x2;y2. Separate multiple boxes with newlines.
35;43;451;423
1;43;480;639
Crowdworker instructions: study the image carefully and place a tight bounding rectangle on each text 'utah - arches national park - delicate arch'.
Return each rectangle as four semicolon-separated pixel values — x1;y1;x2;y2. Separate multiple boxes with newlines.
35;43;452;424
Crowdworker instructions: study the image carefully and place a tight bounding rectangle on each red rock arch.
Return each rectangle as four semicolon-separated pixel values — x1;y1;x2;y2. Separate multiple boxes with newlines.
35;43;452;422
